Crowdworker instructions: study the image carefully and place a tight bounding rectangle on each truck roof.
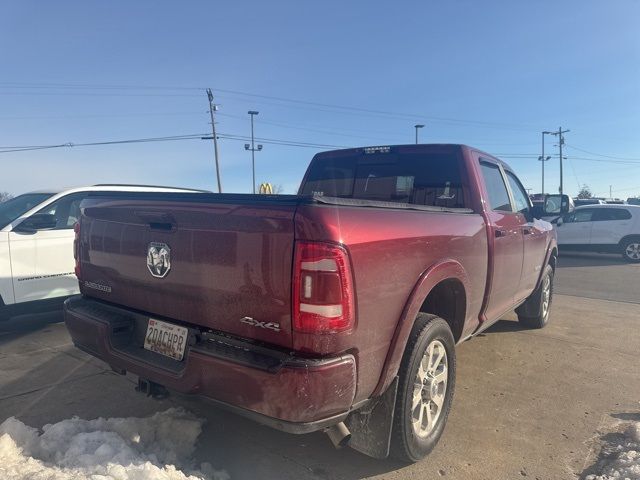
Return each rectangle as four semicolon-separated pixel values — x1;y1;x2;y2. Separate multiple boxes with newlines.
311;143;509;168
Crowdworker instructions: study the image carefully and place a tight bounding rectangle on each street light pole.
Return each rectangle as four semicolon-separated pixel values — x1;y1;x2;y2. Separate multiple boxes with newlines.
245;111;262;194
414;124;424;144
539;131;552;195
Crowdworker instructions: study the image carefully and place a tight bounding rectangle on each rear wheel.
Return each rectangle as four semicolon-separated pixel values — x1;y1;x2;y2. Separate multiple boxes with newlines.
621;238;640;263
516;264;553;329
390;313;456;463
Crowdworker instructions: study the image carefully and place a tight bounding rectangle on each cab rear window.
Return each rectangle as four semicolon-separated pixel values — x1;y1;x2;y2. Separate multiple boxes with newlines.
301;152;467;209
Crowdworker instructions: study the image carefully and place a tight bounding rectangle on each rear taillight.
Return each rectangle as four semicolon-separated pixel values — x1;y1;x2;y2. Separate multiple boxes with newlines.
293;241;355;334
73;222;81;278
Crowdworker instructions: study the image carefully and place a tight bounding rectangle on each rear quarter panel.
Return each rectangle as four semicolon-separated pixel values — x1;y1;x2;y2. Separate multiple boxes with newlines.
294;204;488;402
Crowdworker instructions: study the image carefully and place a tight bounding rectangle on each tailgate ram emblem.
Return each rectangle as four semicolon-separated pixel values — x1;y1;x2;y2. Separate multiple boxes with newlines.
147;242;171;278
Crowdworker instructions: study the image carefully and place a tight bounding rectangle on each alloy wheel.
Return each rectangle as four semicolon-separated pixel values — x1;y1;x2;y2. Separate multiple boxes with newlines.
411;340;448;437
625;243;640;260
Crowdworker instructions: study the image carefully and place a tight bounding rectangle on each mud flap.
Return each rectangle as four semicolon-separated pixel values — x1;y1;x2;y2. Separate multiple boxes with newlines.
345;377;398;459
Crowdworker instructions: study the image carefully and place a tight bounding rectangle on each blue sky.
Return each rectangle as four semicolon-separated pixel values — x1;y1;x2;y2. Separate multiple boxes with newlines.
1;0;639;198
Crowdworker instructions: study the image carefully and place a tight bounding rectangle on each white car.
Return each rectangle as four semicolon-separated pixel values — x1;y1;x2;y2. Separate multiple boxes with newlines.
0;185;206;320
555;204;640;262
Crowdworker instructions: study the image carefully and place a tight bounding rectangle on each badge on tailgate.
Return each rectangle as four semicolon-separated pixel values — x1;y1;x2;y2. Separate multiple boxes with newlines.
144;318;188;360
147;242;171;278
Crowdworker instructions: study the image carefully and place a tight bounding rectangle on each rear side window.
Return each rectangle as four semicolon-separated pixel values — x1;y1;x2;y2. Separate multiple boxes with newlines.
593;208;632;221
301;152;467;208
479;161;511;212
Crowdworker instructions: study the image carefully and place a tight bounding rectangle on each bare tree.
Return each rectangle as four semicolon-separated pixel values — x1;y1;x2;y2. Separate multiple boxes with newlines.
577;185;592;199
0;192;13;203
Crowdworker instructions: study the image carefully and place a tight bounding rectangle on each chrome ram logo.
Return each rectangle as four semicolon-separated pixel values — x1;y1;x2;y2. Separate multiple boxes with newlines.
147;242;171;278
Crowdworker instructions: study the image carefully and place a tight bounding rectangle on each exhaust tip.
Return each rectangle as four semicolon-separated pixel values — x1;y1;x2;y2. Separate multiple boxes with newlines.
325;422;351;449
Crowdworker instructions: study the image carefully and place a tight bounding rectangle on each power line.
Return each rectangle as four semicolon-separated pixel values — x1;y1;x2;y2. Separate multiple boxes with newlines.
0;132;349;155
0;111;205;120
2;137;638;162
0;82;203;91
218;133;349;149
0;81;543;130
567;157;582;191
0;91;201;97
208;89;542;130
217;112;408;142
566;144;640;161
213;94;539;131
0;134;207;154
496;154;640;165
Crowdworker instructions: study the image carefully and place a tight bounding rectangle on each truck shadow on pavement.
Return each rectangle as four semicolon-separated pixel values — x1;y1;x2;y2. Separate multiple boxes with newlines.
180;398;409;480
479;318;528;335
0;311;63;347
0;319;407;480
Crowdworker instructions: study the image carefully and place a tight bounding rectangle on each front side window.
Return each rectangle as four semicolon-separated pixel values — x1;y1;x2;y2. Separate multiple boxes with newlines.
479;161;511;212
506;172;531;214
565;209;595;223
36;193;88;229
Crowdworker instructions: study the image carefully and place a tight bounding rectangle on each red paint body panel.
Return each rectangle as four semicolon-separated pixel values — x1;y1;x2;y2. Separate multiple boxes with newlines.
65;303;356;423
64;144;557;432
78;198;296;349
293;204;487;402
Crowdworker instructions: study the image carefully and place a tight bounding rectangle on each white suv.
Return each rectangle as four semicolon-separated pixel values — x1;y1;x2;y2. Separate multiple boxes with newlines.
0;185;206;320
555;204;640;262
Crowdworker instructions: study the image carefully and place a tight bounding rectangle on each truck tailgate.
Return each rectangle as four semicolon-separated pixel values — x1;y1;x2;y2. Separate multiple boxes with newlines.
77;194;297;349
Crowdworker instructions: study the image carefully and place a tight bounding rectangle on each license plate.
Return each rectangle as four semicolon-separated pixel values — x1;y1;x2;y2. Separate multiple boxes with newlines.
144;319;188;361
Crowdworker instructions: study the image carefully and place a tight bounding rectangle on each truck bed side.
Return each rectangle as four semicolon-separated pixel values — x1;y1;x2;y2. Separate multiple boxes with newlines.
294;203;487;403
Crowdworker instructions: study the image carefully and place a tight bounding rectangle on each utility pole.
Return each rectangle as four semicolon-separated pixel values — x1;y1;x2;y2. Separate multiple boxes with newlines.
549;127;570;195
539;131;552;195
610;185;612;198
414;124;424;144
206;89;222;193
245;111;262;194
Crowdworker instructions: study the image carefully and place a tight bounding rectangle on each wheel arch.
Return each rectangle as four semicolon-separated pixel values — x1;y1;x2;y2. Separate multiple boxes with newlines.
618;234;640;247
371;259;470;397
549;247;558;271
417;278;467;343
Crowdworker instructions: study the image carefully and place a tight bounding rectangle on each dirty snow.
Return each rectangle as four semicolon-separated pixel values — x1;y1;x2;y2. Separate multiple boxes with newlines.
0;408;228;480
586;421;640;480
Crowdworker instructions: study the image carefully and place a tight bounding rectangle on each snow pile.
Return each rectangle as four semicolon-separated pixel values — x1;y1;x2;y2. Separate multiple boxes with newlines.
0;408;228;480
586;421;640;480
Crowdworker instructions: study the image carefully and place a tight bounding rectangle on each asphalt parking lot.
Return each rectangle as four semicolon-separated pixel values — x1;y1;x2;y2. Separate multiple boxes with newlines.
1;251;638;480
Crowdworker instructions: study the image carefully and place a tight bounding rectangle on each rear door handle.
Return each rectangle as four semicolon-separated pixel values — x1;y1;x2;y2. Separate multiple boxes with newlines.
495;229;507;238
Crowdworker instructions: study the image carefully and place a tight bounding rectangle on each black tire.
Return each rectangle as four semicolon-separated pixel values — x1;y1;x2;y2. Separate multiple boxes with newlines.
621;237;640;263
390;313;456;463
516;264;554;329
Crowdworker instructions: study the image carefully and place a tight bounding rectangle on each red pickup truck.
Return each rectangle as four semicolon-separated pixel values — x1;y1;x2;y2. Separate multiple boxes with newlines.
64;144;568;461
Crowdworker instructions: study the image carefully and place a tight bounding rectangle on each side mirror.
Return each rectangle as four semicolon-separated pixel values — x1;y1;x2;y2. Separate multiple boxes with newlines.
13;213;57;233
543;194;573;216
